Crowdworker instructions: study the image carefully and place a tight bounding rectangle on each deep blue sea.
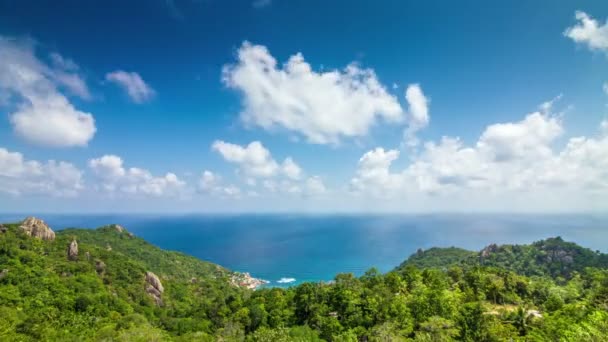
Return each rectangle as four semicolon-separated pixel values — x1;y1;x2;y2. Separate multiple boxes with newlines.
1;214;606;287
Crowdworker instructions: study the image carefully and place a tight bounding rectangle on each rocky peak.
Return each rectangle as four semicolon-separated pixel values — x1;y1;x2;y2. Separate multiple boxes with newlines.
111;224;125;233
19;217;55;240
480;243;499;258
145;271;164;305
67;239;78;260
95;260;106;275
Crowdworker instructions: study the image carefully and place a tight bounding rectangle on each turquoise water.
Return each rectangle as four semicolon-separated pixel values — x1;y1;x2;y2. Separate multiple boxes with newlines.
1;214;606;287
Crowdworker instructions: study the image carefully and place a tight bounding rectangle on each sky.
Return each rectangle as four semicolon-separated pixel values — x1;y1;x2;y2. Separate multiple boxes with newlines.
0;0;608;213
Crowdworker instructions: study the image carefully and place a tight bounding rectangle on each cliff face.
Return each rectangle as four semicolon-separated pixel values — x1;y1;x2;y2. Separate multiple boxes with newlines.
19;217;55;240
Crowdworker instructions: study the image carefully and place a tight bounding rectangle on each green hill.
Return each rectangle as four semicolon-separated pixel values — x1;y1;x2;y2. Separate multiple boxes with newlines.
1;217;608;341
396;237;608;279
0;218;248;341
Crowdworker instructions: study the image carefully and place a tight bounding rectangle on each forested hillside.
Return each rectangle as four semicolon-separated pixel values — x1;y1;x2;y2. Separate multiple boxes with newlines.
398;237;608;279
1;218;608;341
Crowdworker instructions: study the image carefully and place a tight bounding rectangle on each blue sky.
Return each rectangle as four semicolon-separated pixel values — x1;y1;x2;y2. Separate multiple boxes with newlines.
0;0;607;213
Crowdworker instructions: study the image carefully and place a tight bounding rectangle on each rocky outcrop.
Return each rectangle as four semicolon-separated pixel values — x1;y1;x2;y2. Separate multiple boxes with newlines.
19;217;55;240
0;269;8;280
145;271;164;305
106;244;112;251
111;224;125;233
480;244;498;258
0;224;7;234
67;239;78;260
544;249;574;264
95;260;106;275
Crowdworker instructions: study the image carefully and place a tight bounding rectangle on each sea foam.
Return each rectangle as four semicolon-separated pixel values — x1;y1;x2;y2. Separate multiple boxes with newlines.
277;277;296;284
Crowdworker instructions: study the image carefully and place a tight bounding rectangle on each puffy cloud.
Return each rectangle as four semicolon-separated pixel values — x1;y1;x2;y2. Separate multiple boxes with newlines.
305;176;327;196
477;112;562;162
0;147;83;196
404;84;430;146
350;148;403;196
564;11;608;52
0;36;96;147
88;155;184;196
105;70;155;103
212;140;302;179
222;42;405;144
282;157;302;180
198;170;242;198
351;102;608;206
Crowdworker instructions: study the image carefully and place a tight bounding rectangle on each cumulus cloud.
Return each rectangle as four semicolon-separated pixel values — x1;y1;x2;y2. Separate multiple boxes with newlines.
477;111;562;162
0;36;96;147
212;140;303;179
564;11;608;52
222;42;405;144
105;70;155;103
88;155;185;196
305;176;327;196
351;101;608;207
198;170;242;198
282;157;302;180
350;147;403;196
0;147;83;196
404;84;430;146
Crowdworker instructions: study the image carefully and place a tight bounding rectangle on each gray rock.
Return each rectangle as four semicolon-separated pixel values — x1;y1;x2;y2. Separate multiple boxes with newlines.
67;239;78;261
85;251;91;261
145;271;164;305
0;269;8;280
111;224;125;233
95;260;106;275
0;224;7;233
480;244;498;259
19;217;55;240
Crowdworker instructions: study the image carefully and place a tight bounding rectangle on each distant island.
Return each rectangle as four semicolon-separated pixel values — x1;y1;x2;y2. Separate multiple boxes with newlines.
1;217;607;341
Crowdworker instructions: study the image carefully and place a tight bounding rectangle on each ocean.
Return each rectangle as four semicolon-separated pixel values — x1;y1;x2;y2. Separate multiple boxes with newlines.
1;214;606;287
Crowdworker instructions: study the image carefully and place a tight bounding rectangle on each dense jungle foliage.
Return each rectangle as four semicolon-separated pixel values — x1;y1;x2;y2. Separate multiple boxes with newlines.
1;220;608;341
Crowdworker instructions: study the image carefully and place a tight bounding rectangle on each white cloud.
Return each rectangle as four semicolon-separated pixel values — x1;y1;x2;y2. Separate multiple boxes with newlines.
305;176;327;196
198;170;242;198
222;42;405;144
564;11;608;52
212;140;303;179
105;70;155;103
350;147;403;196
351;101;608;209
282;157;302;180
89;155;185;197
50;52;79;71
0;36;96;147
477;111;562;162
0;147;83;196
404;84;430;146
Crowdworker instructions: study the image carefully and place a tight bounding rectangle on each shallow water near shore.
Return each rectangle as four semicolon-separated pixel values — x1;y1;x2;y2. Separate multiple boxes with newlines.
1;214;606;287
